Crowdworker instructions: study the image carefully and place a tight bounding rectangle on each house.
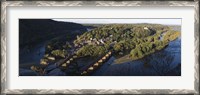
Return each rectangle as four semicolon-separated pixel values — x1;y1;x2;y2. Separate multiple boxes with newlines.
110;42;115;47
96;41;100;45
106;37;110;41
100;39;105;44
144;27;149;30
87;40;92;44
80;42;84;45
93;38;97;41
74;44;78;47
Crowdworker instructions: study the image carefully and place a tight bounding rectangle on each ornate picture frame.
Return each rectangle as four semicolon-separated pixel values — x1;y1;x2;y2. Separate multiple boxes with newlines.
1;1;199;94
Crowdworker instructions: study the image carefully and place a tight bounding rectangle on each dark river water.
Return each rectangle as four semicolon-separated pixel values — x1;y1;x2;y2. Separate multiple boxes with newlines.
19;41;47;75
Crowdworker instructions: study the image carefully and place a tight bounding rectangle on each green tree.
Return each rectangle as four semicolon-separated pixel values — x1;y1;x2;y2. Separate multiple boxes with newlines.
51;49;68;58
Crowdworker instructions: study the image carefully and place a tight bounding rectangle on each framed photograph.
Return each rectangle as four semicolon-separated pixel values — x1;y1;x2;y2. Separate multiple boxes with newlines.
1;1;199;94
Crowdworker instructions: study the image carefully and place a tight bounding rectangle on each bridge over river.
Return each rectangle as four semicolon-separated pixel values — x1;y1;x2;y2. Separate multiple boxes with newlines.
56;50;113;76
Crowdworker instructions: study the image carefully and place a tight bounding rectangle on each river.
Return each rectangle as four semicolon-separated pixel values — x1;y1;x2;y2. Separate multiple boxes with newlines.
19;40;48;75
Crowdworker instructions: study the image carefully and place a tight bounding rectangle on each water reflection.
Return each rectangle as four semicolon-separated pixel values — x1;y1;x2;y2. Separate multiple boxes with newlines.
143;51;180;76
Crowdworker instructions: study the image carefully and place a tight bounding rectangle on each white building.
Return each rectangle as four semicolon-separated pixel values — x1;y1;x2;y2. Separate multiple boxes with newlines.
144;27;149;30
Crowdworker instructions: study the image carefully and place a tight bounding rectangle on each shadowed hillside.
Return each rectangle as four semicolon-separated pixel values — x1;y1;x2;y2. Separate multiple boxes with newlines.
19;19;87;48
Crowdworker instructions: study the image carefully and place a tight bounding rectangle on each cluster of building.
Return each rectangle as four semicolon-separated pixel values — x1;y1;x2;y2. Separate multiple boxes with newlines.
74;35;115;48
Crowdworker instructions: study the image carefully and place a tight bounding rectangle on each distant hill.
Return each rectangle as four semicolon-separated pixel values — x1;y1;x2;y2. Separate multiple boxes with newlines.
169;25;181;31
19;19;87;47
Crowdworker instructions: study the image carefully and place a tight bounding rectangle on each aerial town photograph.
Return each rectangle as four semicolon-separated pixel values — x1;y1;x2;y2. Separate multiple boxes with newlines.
19;19;181;76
